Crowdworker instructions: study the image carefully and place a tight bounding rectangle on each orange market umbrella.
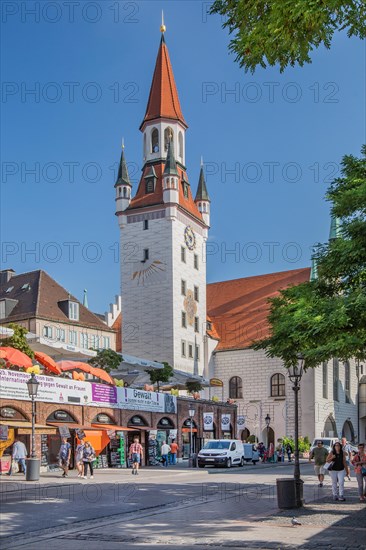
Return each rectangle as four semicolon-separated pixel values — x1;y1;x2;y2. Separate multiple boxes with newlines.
89;367;115;385
57;360;94;373
34;351;62;375
0;347;33;368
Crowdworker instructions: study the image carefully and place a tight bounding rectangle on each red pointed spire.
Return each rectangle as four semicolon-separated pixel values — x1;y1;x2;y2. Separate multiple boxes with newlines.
140;36;188;130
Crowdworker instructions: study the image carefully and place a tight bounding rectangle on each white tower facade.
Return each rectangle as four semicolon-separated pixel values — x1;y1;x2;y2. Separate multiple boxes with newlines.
116;34;210;375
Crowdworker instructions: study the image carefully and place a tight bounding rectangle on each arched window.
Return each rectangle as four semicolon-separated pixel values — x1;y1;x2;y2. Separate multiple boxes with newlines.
122;187;126;198
146;179;154;193
143;133;147;158
151;128;159;153
203;203;206;212
164;127;173;151
229;376;243;399
344;361;350;403
178;131;183;158
270;373;285;397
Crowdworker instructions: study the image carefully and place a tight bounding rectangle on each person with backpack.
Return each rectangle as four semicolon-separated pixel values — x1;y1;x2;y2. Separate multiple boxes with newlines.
58;437;71;478
351;442;366;502
82;441;95;479
285;442;293;462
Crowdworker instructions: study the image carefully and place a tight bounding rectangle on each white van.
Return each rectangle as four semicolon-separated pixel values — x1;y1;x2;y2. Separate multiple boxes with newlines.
197;439;244;468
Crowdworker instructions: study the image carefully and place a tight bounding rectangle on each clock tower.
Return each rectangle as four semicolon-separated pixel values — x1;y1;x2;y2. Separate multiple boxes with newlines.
115;26;210;375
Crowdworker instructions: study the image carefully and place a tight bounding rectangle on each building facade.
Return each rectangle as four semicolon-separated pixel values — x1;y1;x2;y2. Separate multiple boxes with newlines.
115;33;210;375
0;269;116;354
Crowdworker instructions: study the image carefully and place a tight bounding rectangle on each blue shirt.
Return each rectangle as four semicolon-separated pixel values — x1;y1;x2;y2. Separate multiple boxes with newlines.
12;441;27;459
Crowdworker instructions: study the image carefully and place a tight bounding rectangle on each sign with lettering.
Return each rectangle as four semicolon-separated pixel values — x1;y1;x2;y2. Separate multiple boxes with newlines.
0;369;177;414
210;378;223;387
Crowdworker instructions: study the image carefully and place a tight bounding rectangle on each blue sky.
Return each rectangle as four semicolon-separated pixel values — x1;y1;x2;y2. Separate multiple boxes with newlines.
1;1;365;313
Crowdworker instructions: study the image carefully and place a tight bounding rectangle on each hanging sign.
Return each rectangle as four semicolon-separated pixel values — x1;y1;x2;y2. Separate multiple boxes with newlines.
236;415;246;434
210;378;223;387
58;425;71;439
0;425;9;441
203;412;214;431
221;414;231;431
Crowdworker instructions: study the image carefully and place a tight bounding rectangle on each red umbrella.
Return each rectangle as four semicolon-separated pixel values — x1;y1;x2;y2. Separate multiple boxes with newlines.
34;351;62;375
89;367;115;385
0;347;33;368
57;360;94;374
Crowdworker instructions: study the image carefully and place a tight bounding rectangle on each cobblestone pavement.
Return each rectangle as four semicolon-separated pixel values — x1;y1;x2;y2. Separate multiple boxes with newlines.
1;464;365;549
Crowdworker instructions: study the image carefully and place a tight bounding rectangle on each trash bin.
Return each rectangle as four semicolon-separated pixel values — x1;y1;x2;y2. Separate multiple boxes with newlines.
276;478;304;509
188;453;197;468
25;458;40;481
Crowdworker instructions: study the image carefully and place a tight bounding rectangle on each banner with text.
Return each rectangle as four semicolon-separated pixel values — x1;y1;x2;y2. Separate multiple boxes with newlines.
0;369;177;414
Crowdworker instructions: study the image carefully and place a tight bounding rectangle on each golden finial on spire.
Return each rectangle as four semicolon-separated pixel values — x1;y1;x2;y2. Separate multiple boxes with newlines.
200;155;204;167
160;10;166;33
122;137;125;149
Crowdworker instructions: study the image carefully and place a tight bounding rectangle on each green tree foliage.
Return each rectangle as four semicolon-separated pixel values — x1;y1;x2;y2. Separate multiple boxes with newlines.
185;380;203;394
282;436;310;452
254;146;366;366
210;0;366;72
1;323;34;359
88;348;121;373
146;362;173;391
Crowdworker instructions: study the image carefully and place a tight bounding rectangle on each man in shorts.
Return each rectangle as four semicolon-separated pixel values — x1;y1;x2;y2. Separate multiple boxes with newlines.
129;436;143;475
309;440;328;487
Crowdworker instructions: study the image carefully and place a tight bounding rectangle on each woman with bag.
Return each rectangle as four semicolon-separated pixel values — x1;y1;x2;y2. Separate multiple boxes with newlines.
326;442;348;501
351;442;366;502
82;441;95;480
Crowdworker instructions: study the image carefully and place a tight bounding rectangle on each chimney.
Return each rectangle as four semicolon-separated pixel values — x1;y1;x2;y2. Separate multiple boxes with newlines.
0;269;15;285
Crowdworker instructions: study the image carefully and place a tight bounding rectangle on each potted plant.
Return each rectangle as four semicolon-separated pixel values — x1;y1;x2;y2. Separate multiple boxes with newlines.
185;380;203;398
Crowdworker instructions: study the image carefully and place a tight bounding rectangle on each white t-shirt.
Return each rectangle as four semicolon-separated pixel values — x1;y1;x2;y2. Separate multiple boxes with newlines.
161;444;171;455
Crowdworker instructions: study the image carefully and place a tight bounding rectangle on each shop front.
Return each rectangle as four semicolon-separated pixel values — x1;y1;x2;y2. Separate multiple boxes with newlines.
46;409;80;469
127;415;152;466
90;412;135;468
181;418;197;459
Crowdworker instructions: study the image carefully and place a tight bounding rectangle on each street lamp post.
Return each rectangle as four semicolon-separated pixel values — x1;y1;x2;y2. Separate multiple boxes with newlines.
188;408;195;468
265;414;271;448
288;353;305;507
26;373;40;481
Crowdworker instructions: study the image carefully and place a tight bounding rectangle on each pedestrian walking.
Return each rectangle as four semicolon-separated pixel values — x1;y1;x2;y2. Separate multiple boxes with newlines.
285;442;293;462
341;437;352;480
75;438;85;477
326;442;348;501
351;442;366;502
82;441;95;479
161;441;171;467
129;436;143;475
58;437;71;477
169;439;179;465
11;438;28;476
309;440;328;487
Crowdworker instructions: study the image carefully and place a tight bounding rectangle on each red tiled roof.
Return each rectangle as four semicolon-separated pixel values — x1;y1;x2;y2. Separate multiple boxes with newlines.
0;270;114;332
207;268;311;351
140;37;187;129
128;162;202;221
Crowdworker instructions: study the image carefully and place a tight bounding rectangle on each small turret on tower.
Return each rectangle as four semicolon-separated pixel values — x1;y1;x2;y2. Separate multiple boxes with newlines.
195;159;210;227
115;141;132;217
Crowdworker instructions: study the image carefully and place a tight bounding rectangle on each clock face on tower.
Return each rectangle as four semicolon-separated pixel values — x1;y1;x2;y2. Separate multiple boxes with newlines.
184;226;196;250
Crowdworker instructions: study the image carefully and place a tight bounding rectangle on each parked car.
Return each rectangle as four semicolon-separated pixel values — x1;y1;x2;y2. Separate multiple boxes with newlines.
243;444;260;464
197;440;244;468
310;438;339;454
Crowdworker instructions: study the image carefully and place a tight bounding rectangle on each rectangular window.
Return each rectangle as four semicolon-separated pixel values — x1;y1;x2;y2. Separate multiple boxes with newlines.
69;301;79;321
181;246;186;263
181;340;186;357
143;248;149;261
195;344;200;361
322;362;328;399
43;326;53;338
145;180;154;193
333;358;339;401
56;328;65;342
188;343;193;358
194;286;199;302
194;316;199;333
181;279;186;296
69;330;77;345
0;301;5;319
345;361;350;403
81;333;88;349
181;311;187;328
143;220;149;230
102;336;110;349
194;254;199;270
